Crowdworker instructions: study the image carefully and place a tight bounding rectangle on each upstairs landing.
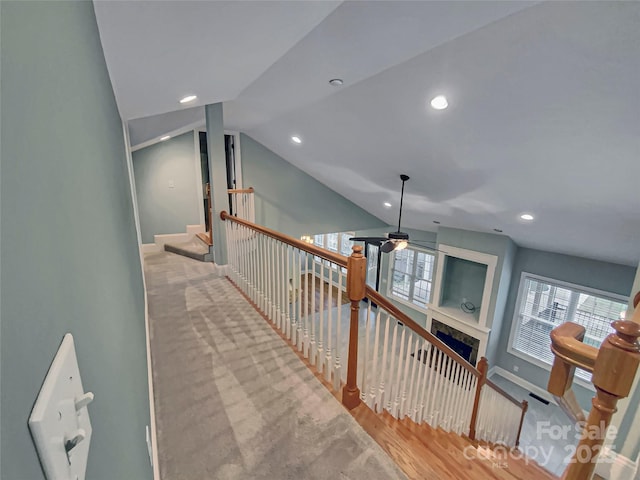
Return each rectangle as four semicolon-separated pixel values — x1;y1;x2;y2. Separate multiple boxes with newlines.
144;251;404;480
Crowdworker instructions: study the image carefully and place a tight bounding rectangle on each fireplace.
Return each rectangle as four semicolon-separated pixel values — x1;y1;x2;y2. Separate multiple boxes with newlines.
430;319;480;366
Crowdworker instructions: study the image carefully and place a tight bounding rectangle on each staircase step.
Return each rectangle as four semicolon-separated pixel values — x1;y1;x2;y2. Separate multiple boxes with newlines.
164;238;212;262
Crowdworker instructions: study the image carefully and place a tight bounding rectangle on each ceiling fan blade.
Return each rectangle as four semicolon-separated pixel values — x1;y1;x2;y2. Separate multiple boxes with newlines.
380;240;396;253
350;236;388;242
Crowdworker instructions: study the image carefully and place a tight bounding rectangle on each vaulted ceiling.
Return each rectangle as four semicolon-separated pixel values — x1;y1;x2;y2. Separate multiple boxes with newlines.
94;1;640;266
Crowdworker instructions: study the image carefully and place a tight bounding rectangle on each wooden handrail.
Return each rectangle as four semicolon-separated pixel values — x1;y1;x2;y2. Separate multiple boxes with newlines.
365;286;480;376
220;211;348;268
548;322;596;424
515;400;528;448
485;378;523;407
227;187;254;194
550;322;597;373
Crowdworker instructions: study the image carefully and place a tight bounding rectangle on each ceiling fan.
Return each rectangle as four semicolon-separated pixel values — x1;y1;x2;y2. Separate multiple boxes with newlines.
351;174;436;253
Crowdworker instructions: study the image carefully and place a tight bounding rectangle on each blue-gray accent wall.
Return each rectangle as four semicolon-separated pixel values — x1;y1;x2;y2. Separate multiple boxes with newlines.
132;131;201;244
494;247;636;411
240;134;387;238
1;2;152;479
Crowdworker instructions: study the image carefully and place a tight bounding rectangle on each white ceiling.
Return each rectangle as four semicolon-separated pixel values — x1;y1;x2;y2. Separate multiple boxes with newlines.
94;1;640;266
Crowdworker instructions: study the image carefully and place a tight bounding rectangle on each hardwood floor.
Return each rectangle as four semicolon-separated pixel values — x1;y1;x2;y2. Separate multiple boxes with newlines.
347;401;558;480
299;273;350;313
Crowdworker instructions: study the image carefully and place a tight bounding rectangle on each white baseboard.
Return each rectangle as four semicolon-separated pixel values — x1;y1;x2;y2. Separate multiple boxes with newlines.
489;366;557;406
595;446;638;480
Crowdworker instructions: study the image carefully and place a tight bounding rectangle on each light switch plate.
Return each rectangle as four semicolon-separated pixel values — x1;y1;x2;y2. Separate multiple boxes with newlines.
29;334;93;480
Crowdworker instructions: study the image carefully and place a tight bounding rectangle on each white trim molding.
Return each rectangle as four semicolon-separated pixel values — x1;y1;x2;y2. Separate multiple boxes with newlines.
595;446;638;480
431;244;497;330
489;366;557;406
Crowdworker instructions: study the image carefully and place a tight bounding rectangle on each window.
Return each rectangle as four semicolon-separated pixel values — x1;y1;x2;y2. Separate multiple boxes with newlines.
366;244;379;289
326;233;339;252
312;232;354;273
510;273;628;381
340;234;353;257
388;247;436;309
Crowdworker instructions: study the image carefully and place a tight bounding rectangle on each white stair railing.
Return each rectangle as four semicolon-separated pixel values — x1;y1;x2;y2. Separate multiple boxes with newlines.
361;289;479;436
224;214;347;390
476;380;527;446
222;212;527;448
228;187;255;223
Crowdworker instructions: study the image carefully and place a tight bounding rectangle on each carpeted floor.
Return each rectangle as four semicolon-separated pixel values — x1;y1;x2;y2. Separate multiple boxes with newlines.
144;251;406;480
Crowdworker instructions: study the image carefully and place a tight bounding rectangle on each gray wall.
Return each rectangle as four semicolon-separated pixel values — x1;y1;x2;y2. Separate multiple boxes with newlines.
1;2;152;479
133;131;201;244
240;134;386;238
494;247;636;410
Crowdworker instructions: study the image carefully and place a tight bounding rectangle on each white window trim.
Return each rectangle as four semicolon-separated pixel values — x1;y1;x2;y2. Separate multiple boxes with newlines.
386;246;435;313
312;231;354;274
507;271;627;391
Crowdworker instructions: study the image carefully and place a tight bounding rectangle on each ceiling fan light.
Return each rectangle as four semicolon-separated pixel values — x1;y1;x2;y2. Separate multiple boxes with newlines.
395;240;408;251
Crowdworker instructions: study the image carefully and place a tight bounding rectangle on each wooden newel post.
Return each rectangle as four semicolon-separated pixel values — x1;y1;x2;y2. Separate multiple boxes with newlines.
342;245;366;410
469;356;488;440
563;320;640;480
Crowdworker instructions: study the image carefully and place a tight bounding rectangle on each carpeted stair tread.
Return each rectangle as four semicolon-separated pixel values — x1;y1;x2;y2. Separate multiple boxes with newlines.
164;238;211;262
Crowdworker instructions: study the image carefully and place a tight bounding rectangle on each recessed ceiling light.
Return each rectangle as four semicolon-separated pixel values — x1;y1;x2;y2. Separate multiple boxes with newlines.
291;136;302;144
430;95;448;110
520;213;535;221
160;135;171;141
384;202;392;208
329;78;344;86
179;95;197;104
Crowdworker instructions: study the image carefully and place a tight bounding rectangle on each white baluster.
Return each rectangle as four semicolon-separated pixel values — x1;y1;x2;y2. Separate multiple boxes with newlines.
448;362;462;431
314;264;322;373
419;344;440;426
271;238;277;325
405;336;420;419
441;358;455;430
367;309;382;409
415;344;431;423
430;351;446;426
441;356;454;428
360;302;373;400
303;252;310;358
262;234;268;312
398;333;413;419
277;240;283;328
325;263;333;383
408;340;424;421
391;327;407;418
285;246;292;339
333;269;343;392
384;319;399;412
296;249;303;350
267;236;272;316
376;314;391;414
310;259;318;365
